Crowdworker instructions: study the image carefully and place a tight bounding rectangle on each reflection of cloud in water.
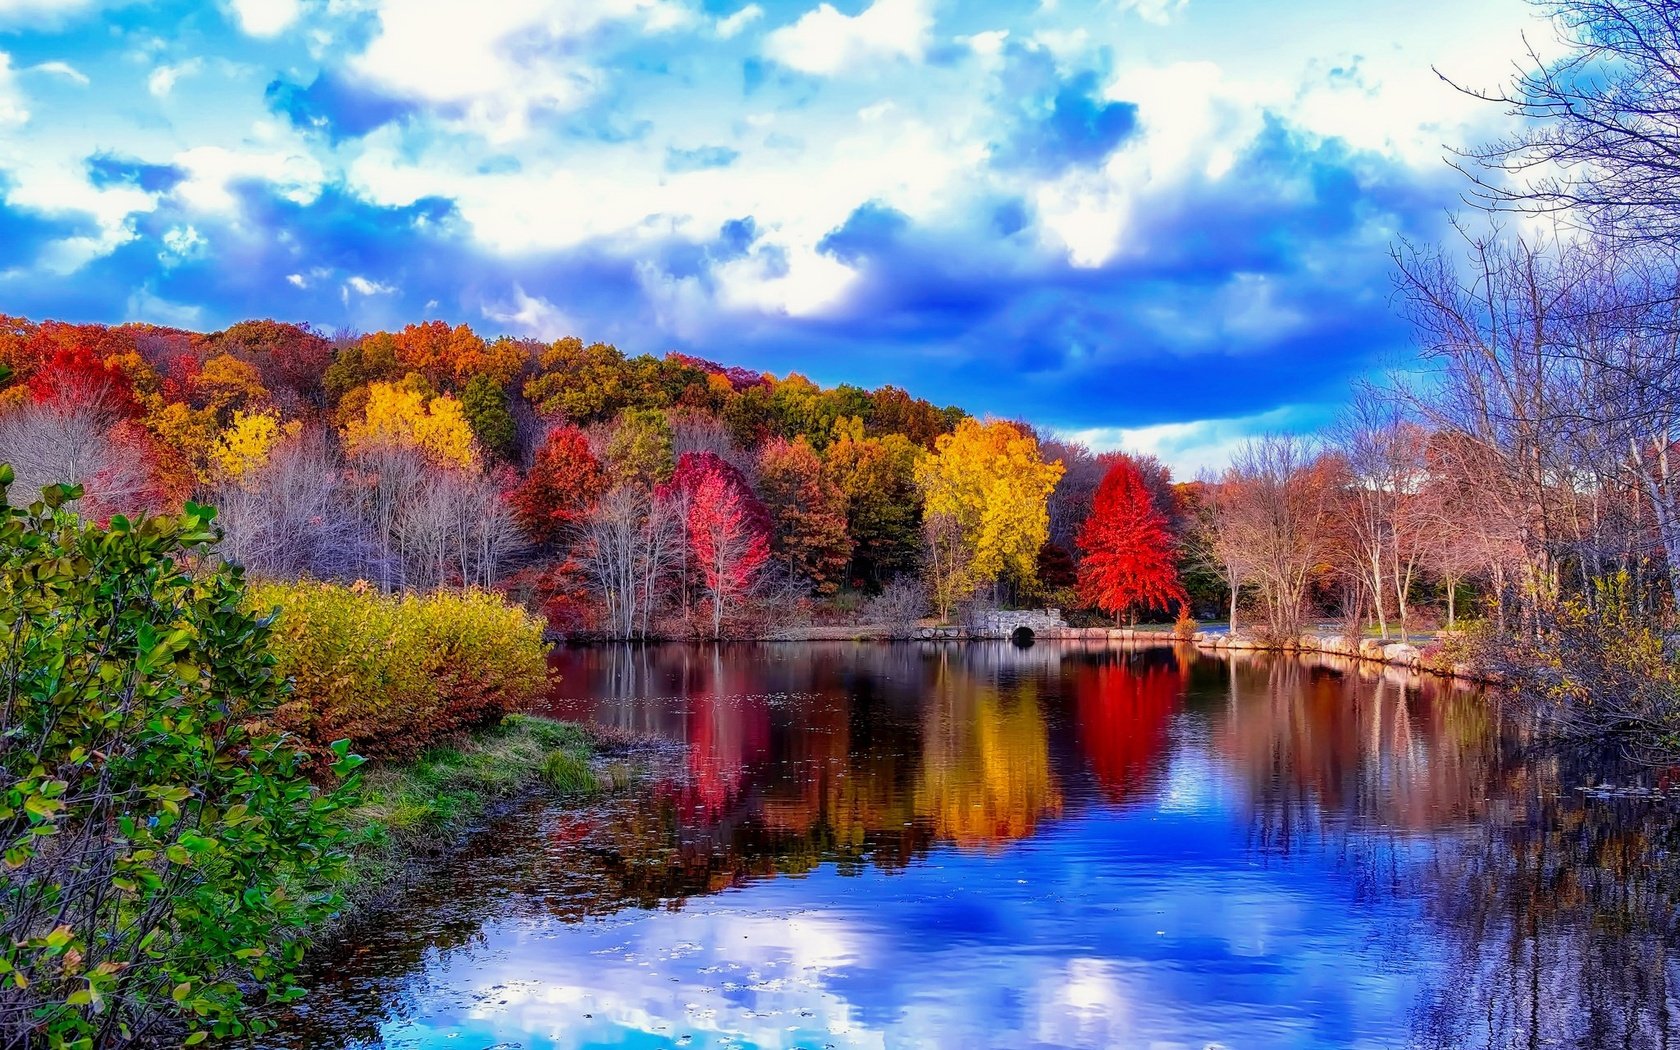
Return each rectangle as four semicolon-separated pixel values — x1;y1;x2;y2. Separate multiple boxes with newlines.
361;802;1440;1050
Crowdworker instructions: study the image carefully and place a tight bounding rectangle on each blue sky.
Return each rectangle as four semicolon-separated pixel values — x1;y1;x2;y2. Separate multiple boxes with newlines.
0;0;1546;469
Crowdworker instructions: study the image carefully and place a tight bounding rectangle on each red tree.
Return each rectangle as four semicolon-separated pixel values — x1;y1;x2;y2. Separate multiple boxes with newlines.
509;424;609;547
27;344;140;419
1076;457;1188;622
756;436;852;594
679;461;770;638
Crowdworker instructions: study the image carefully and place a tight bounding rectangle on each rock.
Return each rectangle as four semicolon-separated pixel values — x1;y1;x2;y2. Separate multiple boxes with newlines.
1380;643;1422;667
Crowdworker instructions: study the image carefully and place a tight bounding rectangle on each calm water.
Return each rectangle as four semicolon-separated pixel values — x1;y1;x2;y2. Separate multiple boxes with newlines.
264;643;1680;1050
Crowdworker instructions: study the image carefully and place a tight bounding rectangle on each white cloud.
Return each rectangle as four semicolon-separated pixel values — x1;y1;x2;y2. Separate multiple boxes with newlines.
227;0;301;37
147;58;202;98
764;0;932;75
160;224;207;266
28;61;89;86
345;274;396;296
716;3;761;38
173;144;325;213
1117;0;1187;25
1064;404;1321;475
0;53;26;127
0;0;100;27
482;285;574;337
349;0;687;141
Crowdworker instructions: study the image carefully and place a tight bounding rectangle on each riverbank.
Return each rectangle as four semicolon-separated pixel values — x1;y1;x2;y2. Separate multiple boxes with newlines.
1190;629;1495;683
317;714;658;934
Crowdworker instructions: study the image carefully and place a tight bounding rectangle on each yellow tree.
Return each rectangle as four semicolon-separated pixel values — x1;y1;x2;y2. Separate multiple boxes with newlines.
914;418;1063;619
342;381;479;470
210;409;301;483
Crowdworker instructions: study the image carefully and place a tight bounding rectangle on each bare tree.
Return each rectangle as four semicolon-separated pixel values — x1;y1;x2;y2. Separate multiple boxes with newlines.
1214;436;1333;640
1445;0;1680;244
212;428;356;580
577;485;680;638
1327;389;1430;639
0;404;156;513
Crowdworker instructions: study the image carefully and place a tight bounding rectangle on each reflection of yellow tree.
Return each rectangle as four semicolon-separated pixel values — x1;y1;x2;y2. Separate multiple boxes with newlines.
915;659;1063;848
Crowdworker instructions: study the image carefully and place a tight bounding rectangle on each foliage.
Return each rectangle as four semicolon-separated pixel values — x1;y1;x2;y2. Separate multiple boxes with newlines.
675;459;770;637
459;374;517;463
209;410;300;483
26;344;139;419
604;408;674;486
1496;573;1680;759
341;381;479;471
914;418;1063;613
0;472;361;1048
249;582;549;759
1076;457;1189;622
509;424;608;547
825;422;923;588
756;436;852;594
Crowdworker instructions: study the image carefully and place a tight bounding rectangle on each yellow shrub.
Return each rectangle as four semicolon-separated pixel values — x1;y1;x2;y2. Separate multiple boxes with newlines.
249;581;550;758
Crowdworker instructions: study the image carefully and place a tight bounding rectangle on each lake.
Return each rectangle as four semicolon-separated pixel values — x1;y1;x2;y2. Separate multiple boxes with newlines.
263;642;1679;1049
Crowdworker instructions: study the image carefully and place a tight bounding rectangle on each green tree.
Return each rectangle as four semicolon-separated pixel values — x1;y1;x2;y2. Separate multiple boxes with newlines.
825;419;923;588
604;408;674;486
460;374;517;462
0;472;361;1047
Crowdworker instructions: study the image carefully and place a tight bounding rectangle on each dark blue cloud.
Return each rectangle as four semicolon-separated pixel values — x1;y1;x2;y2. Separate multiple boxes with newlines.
666;145;741;172
817;202;910;264
85;152;186;194
991;45;1140;173
266;72;415;142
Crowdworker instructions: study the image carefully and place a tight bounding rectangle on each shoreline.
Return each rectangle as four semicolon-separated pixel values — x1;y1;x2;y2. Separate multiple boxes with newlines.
550;624;1495;684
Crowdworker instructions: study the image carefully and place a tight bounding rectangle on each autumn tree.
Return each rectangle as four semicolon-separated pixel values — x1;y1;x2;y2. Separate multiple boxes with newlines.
461;374;517;462
207;319;333;409
342;380;479;470
510;424;609;548
914;418;1063;614
756;436;852;594
825;419;923;588
603;407;674;486
1076;457;1189;623
684;463;771;637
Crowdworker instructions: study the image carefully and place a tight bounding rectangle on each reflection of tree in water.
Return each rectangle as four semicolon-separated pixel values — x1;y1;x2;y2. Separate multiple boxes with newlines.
1209;651;1680;1049
1215;653;1519;855
914;651;1065;848
1067;649;1185;805
1407;772;1680;1050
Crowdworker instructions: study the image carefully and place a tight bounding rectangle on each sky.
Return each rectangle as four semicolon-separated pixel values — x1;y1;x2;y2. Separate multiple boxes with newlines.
0;0;1551;471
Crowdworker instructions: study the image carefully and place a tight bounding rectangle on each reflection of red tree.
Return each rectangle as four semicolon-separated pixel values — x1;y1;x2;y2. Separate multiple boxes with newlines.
668;658;772;822
1072;657;1185;804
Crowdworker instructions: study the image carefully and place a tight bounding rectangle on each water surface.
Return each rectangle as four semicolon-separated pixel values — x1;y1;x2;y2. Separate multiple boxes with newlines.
265;642;1680;1049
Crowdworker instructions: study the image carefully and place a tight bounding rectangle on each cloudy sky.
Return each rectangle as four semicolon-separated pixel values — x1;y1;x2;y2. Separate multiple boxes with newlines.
0;0;1547;469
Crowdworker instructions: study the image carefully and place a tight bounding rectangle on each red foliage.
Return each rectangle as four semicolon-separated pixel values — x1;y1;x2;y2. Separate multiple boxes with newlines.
667;457;770;631
661;451;772;533
1071;656;1185;804
1076;457;1188;621
210;319;334;403
27;344;140;418
509;425;610;547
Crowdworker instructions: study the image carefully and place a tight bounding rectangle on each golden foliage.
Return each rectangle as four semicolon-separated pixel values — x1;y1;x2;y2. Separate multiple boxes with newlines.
209;409;301;482
914;418;1062;607
249;581;550;758
341;380;480;469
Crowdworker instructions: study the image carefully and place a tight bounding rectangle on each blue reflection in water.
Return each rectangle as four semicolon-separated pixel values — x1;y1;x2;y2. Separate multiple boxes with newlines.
265;643;1675;1050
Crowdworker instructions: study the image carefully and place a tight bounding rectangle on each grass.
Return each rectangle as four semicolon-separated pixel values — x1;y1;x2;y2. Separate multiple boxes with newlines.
327;714;601;912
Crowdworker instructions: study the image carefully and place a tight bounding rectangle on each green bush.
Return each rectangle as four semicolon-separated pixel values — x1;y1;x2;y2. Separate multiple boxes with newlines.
249;582;550;759
0;472;361;1048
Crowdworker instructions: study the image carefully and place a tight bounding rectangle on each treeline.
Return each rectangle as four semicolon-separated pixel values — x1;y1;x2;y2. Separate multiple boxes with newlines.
0;312;1201;636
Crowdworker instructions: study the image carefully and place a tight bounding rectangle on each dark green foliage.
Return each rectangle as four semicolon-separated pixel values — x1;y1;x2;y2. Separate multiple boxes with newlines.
460;374;517;462
0;470;362;1048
